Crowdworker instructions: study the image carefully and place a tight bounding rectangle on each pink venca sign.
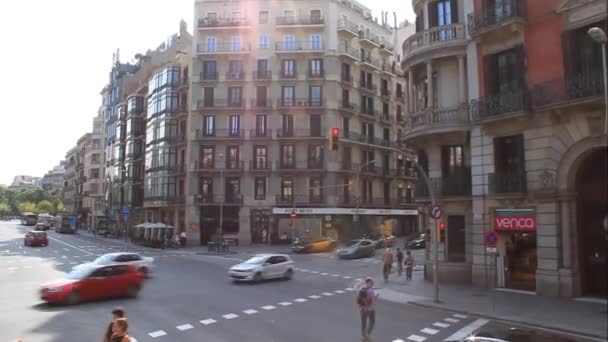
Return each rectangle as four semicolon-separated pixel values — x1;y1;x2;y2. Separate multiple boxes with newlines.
494;209;537;231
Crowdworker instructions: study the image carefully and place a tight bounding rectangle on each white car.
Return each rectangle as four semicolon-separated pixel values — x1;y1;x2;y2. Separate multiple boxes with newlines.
229;254;294;282
74;252;154;277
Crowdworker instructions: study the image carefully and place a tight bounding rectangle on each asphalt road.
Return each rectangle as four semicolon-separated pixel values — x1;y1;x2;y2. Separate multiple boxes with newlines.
0;220;599;342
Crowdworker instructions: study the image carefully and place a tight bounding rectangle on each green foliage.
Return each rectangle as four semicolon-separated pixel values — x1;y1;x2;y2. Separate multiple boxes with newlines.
18;201;38;214
55;202;64;213
0;187;65;215
36;200;54;213
0;202;10;216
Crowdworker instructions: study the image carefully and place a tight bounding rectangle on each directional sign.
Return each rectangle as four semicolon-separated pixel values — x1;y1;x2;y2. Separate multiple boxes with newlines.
122;209;130;220
430;204;443;220
484;230;498;247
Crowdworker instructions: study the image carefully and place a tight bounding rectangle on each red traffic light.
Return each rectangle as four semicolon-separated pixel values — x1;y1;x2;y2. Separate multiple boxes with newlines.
331;128;340;136
439;222;446;229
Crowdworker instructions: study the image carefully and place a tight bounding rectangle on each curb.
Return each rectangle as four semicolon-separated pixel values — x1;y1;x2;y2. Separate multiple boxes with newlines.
407;301;608;341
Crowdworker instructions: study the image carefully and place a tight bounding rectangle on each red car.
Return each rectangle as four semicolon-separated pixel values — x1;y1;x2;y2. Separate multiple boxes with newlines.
24;231;48;247
41;264;143;305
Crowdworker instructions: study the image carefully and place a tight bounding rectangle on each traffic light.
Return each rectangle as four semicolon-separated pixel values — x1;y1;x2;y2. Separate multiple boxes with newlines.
438;221;446;243
329;128;340;151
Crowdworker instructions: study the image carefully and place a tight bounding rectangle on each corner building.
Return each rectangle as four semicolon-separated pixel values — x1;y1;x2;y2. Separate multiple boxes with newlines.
189;0;418;245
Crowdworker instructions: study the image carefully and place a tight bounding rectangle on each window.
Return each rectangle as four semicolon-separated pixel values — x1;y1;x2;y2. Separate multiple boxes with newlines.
200;177;213;200
342;146;352;169
309;59;323;76
259;35;270;49
342;89;350;107
310;9;321;20
201;146;214;168
309;85;322;106
90;168;99;179
310;34;322;50
361;179;373;203
90;183;99;195
383;102;389;119
92;139;101;149
441;145;465;175
281;145;295;167
259;10;269;24
485;46;524;97
257;59;268;73
230;36;241;51
203;61;217;79
281;86;295;106
281;178;294;200
254;145;267;169
255;114;267;135
309;177;322;201
91;153;100;163
206;37;217;52
203;87;214;106
283;35;295;50
203;115;215;136
343;117;350;137
308;144;323;168
447;215;466;262
493;134;526;193
229;115;240;136
310;114;321;136
254;177;266;200
282;59;296;77
225;177;241;200
229;60;242;77
383;128;390;144
227;146;240;169
256;86;267;106
228;87;242;106
282;114;294;136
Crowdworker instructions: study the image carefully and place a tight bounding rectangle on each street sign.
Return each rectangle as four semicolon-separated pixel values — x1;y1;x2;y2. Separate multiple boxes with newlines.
122;209;129;220
290;212;297;219
486;246;497;254
430;204;443;220
484;230;498;247
70;217;77;227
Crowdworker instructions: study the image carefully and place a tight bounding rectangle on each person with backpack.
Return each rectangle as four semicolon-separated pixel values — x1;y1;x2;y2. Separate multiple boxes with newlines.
357;277;379;341
396;248;404;276
404;250;415;280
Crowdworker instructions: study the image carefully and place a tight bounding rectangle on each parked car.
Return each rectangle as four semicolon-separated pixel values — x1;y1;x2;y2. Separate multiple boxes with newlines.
24;231;48;247
229;254;294;282
403;232;426;249
40;264;143;305
336;239;376;259
73;252;155;277
291;237;337;253
373;235;397;249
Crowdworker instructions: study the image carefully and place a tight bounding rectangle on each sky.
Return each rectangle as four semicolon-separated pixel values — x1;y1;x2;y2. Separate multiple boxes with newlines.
0;0;414;186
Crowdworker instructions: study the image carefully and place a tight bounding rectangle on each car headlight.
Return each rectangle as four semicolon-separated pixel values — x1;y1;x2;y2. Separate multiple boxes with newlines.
45;287;63;293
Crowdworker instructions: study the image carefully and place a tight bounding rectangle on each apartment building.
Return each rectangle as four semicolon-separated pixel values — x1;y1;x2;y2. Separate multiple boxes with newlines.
41;162;66;192
188;0;417;246
74;133;91;223
82;116;105;228
63;147;78;214
404;0;607;298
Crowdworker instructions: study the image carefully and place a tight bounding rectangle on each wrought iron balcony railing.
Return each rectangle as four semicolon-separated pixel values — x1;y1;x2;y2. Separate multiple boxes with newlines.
467;0;527;35
470;89;528;121
488;171;527;194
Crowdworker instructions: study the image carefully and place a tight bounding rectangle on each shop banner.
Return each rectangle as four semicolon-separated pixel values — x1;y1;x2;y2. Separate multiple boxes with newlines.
494;209;537;231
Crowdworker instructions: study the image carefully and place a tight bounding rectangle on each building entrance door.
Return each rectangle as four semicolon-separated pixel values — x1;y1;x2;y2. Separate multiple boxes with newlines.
504;232;537;291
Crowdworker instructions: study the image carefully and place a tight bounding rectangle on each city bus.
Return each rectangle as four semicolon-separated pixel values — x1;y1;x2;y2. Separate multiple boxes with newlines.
55;214;77;234
21;212;38;226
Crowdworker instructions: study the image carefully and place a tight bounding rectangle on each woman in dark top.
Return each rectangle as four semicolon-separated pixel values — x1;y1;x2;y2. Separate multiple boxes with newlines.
110;318;131;342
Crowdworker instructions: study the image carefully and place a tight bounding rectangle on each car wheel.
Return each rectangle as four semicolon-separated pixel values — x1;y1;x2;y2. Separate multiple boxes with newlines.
67;291;80;305
284;269;294;280
138;266;148;278
126;284;140;298
253;272;263;283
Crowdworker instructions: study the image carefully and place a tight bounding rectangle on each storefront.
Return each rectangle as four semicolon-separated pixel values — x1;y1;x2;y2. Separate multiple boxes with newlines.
494;209;538;292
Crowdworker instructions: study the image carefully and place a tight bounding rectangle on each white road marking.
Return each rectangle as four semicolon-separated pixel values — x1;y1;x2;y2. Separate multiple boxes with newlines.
444;319;489;341
56;263;64;266
148;330;167;338
345;287;355;291
342;275;352;279
294;298;308;302
243;309;258;314
300;269;309;272
20;260;28;263
24;265;32;269
322;292;334;296
61;256;67;259
69;262;78;265
63;248;70;251
278;301;292;306
47;237;96;255
262;305;276;310
444;317;459;323
200;319;216;325
421;328;439;335
432;322;450;328
407;335;426;342
222;313;238;319
310;271;319;274
176;324;193;331
320;272;328;275
453;314;467;319
308;295;321;299
7;267;17;271
393;340;405;342
331;274;340;277
334;290;345;294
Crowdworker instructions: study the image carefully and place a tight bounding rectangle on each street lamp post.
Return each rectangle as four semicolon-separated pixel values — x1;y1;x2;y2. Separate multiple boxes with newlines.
355;159;376;237
218;153;225;250
587;27;608;135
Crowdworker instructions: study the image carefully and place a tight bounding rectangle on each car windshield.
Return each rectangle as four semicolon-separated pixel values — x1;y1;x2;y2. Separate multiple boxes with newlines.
243;256;267;265
93;254;115;264
347;240;361;246
66;266;94;280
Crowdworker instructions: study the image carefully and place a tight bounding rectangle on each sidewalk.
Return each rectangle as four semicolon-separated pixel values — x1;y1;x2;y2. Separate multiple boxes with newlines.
381;275;608;340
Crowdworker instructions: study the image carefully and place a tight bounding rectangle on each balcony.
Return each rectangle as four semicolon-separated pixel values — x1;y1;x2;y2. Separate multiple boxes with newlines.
339;101;358;114
379;39;395;55
307;71;324;79
194;194;244;205
470;89;528;122
192;160;245;172
193;72;219;83
279;72;298;80
488;171;527;195
343;132;396;149
275;194;326;205
225;71;245;81
531;71;605;109
360;55;382;70
401;23;467;67
338;46;361;61
196;43;251;55
249;160;272;171
276;128;324;139
468;0;527;38
197;17;250;30
275;160;325;171
195;128;245;140
276;98;324;109
414;170;472;199
143;195;182;205
380;62;396;76
404;107;470;140
276;15;324;27
360;106;379;118
252;70;272;81
248;128;272;139
249;98;272;110
340;72;354;86
196;98;244;111
359;81;377;95
380;88;391;99
358;30;381;47
275;41;324;53
337;19;358;37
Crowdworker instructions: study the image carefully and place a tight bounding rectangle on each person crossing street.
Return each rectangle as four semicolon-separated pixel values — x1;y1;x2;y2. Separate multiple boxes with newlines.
396;248;404;276
382;248;393;283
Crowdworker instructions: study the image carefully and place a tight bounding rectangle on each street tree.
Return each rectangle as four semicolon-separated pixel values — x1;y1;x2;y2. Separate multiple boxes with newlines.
36;200;54;214
0;202;10;216
18;201;38;214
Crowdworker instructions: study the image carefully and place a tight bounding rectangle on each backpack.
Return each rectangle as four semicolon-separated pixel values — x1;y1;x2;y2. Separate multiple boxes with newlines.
356;287;368;306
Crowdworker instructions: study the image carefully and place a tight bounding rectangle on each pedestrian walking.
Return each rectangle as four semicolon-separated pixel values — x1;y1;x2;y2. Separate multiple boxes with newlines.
110;318;131;342
356;277;379;341
103;307;125;342
261;227;268;244
179;231;187;247
404;250;415;280
396;248;404;276
382;248;393;282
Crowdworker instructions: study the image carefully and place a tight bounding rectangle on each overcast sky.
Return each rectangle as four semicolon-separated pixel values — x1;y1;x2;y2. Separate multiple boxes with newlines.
0;0;414;186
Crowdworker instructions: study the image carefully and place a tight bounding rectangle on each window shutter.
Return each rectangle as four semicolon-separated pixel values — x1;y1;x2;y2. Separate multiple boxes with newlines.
483;54;496;96
451;0;458;24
